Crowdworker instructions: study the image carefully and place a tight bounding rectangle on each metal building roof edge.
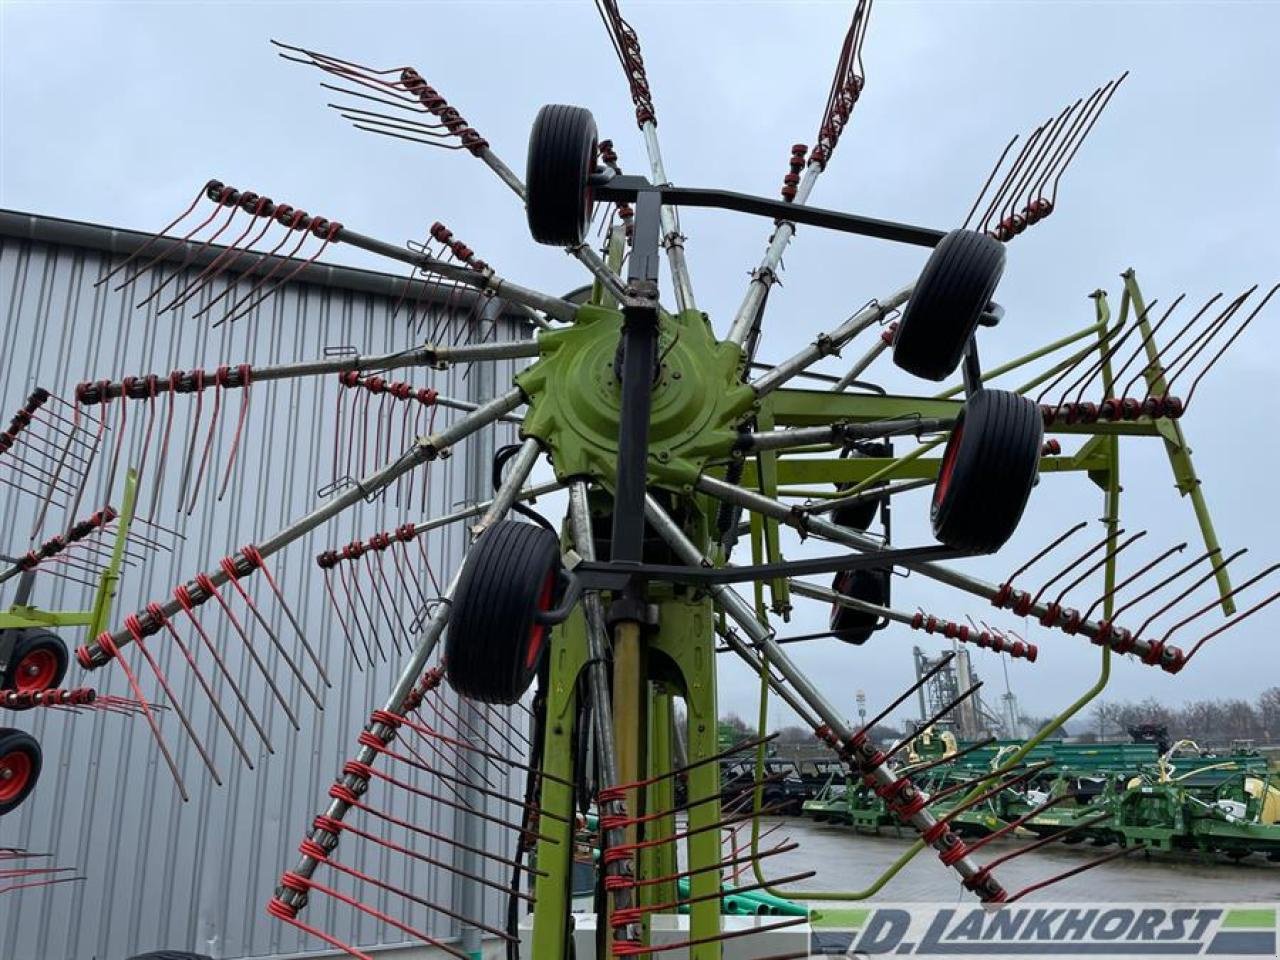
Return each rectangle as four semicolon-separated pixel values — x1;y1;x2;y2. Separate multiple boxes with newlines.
0;207;528;321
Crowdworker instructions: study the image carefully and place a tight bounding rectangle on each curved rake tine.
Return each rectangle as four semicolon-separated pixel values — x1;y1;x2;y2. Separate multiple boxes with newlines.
1156;287;1256;392
1108;294;1186;396
1165;563;1280;655
978;124;1045;233
1003;522;1089;585
1002;100;1078;227
1117;291;1221;400
1048;530;1147;608
962;134;1019;230
1032;301;1155;408
1047;72;1128;207
1108;546;1225;623
1180;585;1280;667
1081;541;1188;622
95;182;211;288
904;736;998;777
928;761;1054;815
134;200;240;307
1028;84;1105;204
1006;844;1142;903
318;81;432;116
885;682;982;762
1054;300;1159;408
1026;528;1132;608
857;652;956;738
1131;550;1253;637
163;200;277;315
1179;283;1278;409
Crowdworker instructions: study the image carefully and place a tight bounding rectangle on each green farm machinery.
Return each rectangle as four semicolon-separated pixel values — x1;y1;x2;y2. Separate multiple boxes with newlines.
6;0;1279;957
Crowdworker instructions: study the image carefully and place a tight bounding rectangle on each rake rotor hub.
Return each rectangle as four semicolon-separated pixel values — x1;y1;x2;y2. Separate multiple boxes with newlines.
517;305;754;488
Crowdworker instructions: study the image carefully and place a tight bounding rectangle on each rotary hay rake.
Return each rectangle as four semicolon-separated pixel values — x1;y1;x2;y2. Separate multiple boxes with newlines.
6;0;1279;957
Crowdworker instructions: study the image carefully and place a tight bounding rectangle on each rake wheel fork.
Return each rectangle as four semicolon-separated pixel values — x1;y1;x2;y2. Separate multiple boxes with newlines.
275;427;539;917
78;389;522;669
694;474;1182;671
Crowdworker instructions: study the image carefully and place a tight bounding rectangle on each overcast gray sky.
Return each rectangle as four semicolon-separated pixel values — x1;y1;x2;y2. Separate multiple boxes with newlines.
2;0;1277;731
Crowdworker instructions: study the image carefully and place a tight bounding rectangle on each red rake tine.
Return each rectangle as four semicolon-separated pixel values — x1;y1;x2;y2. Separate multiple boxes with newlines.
210;209;310;326
95;182;211;287
1117;291;1221;401
1002;522;1089;585
247;544;328;682
1156;287;1255;391
319;566;364;667
1102;546;1223;623
334;798;550;877
133;196;240;306
1178;283;1278;409
1047;72;1128;209
1004;840;1142;903
273;870;468;960
401;710;573;788
218;560;324;709
962;134;1021;230
220;221;342;327
123;615;223;785
612;918;810;958
160;196;276;315
216;365;254;501
183;373;224;515
1048;531;1147;609
1181;586;1280;667
319;855;515;945
884;682;983;763
96;633;189;800
854;652;958;739
1128;550;1252;637
420;697;500;788
1080;541;1189;623
360;736;567;823
196;574;301;731
1025;528;1134;609
978;124;1046;234
174;370;207;509
335;563;377;665
1027;85;1105;204
327;816;537;902
1108;295;1187;398
149;602;253;767
1164;564;1280;660
1002;101;1078;228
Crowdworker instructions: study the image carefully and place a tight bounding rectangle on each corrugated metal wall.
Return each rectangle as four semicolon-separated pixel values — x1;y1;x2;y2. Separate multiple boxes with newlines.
0;213;529;960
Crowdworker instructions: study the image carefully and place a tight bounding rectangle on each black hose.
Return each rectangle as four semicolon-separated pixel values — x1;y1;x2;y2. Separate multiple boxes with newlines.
493;444;556;533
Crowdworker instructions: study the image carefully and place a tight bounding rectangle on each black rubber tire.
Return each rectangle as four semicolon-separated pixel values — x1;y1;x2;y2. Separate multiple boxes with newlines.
831;441;891;531
526;104;598;246
1;628;69;697
893;229;1006;381
931;389;1042;554
445;520;562;704
828;568;890;645
0;728;42;817
126;953;214;960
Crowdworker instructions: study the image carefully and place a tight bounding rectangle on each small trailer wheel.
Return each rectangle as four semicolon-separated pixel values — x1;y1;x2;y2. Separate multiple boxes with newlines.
931;389;1043;554
1;629;69;697
445;520;563;704
526;104;598;246
893;229;1006;381
0;728;41;816
828;568;890;645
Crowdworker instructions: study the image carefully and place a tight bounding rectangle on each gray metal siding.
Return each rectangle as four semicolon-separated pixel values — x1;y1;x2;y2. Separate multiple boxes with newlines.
0;221;527;960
